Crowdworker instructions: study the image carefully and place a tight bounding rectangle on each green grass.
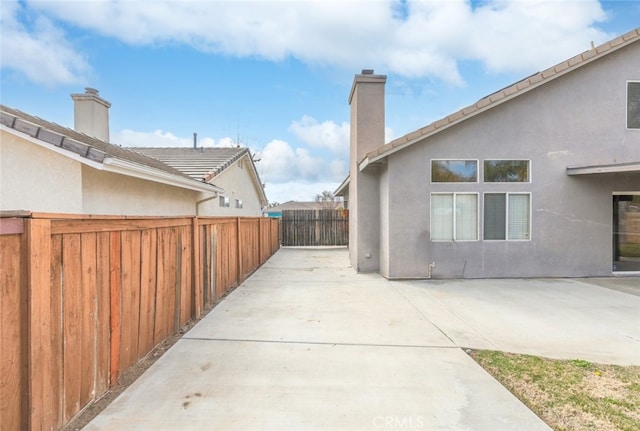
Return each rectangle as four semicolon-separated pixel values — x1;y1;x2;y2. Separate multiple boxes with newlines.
620;243;640;258
470;350;640;431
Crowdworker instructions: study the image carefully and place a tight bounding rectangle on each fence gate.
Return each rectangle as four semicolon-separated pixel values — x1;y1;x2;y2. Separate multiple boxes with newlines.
281;209;348;246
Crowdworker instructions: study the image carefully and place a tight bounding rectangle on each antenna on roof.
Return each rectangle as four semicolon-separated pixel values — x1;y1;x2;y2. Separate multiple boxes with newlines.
590;41;595;49
193;132;197;150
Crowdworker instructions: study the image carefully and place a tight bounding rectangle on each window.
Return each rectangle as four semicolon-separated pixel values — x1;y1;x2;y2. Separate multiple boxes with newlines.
484;193;530;240
431;193;478;241
628;81;640;129
484;160;530;182
431;160;478;182
219;196;230;207
235;199;243;209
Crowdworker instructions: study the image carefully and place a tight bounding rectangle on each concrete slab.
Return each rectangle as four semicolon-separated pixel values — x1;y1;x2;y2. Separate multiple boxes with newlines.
86;247;639;429
397;278;640;365
85;340;549;431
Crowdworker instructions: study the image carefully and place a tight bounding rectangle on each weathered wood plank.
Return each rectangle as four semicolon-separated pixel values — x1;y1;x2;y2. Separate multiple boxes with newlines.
192;218;202;318
154;228;174;344
62;233;82;423
51;218;192;235
27;219;56;430
49;235;64;430
179;226;192;327
79;233;97;408
95;232;111;396
166;228;178;333
109;232;121;387
119;230;141;372
0;235;25;431
281;209;348;246
137;229;157;358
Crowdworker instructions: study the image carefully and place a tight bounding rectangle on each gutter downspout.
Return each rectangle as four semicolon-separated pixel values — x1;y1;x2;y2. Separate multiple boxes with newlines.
195;193;220;216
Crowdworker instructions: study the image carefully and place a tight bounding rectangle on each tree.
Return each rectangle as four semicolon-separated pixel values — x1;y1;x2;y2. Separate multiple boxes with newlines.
315;190;338;209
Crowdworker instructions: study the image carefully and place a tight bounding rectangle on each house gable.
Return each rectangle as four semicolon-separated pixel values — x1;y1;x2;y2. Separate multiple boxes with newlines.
132;147;268;215
360;27;640;171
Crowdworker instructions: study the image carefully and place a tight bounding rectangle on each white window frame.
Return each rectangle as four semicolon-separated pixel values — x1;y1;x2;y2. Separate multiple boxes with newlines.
483;159;531;183
219;196;230;207
430;192;479;242
483;192;532;241
235;199;243;209
431;159;479;183
627;80;640;130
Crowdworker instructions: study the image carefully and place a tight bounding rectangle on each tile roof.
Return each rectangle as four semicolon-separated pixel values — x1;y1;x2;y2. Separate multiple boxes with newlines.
132;147;249;181
0;105;194;181
133;147;269;206
361;27;640;168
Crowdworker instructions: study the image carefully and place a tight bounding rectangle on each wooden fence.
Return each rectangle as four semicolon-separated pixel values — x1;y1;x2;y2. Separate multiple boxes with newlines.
281;209;349;246
0;213;279;431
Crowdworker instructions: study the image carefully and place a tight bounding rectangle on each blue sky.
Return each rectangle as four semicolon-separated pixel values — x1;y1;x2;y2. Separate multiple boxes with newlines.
1;0;639;204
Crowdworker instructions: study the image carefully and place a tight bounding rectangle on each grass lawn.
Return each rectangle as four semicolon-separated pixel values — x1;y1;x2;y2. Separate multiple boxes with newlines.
470;350;640;431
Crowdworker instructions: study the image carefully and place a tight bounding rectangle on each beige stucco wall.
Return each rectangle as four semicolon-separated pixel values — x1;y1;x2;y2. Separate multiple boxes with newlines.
82;166;197;216
1;130;83;213
198;156;263;216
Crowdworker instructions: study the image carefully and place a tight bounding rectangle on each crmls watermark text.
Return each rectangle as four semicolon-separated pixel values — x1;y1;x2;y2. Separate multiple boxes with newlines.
372;415;424;429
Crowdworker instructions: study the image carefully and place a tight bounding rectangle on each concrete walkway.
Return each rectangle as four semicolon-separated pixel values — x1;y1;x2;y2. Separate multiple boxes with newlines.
85;247;640;431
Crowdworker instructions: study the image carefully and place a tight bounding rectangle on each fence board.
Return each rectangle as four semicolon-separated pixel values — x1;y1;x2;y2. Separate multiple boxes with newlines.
79;233;97;410
0;234;25;431
179;226;192;327
63;233;82;423
109;232;121;386
1;214;280;431
95;232;111;396
119;231;142;372
281;209;348;246
50;234;64;430
138;229;157;358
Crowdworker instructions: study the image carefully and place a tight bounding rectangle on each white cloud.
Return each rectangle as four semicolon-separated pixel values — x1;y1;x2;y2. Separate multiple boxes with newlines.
0;0;90;85
19;0;612;86
257;139;323;183
112;129;234;148
288;115;350;156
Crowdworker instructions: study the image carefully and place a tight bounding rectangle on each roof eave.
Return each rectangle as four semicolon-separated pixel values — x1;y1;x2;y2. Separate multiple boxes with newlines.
334;175;350;196
566;161;640;175
104;158;222;194
364;28;640;165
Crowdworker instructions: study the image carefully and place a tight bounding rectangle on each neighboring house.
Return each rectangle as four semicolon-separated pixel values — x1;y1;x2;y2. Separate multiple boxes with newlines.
264;200;343;217
0;88;267;216
337;28;640;279
133;147;267;217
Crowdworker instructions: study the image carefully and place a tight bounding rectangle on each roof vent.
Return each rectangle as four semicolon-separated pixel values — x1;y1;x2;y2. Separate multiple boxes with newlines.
361;69;374;75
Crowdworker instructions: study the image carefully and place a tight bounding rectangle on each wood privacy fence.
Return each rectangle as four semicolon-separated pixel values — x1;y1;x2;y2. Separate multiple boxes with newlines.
281;209;348;246
0;213;279;431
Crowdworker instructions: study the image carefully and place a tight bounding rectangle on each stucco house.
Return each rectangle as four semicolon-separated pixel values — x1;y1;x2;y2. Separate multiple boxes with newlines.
0;89;267;216
133;147;267;217
337;28;640;279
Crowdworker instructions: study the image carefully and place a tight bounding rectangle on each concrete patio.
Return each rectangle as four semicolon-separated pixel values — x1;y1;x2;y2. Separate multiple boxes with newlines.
85;247;640;430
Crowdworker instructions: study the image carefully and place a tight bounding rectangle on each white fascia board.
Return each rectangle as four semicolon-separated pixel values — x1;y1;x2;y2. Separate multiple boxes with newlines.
566;162;640;175
3;124;221;194
103;158;222;194
2;124;105;170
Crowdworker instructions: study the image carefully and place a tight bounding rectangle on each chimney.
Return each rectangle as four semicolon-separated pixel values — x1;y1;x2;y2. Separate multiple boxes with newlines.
348;69;386;161
347;69;386;273
71;87;111;142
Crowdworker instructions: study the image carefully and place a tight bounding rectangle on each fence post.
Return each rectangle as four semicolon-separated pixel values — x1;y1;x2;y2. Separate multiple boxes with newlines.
191;217;202;319
26;218;55;431
236;218;242;284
